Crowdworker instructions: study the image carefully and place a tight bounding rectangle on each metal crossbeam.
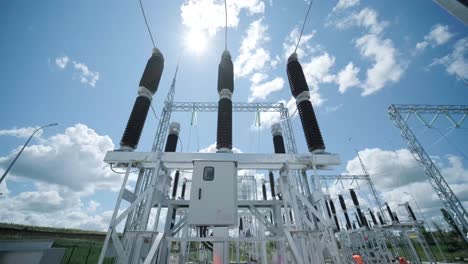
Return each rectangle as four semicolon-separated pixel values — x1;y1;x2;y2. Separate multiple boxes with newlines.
388;104;468;243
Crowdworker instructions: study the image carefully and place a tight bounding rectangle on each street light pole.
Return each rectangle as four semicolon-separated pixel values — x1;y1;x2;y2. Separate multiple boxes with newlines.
403;191;447;263
0;123;58;185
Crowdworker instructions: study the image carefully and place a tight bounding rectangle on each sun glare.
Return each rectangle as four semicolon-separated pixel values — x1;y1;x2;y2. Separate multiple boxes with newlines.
185;29;207;54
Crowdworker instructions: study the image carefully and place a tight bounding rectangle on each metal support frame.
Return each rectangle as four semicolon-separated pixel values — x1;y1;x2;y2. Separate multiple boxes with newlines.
388;104;468;242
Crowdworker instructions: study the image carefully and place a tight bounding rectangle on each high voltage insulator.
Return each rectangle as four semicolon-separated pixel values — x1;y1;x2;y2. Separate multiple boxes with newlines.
393;212;400;223
325;200;332;218
271;123;286;154
338;195;352;230
216;51;234;152
172;170;180;199
269;171;276;199
350;189;369;228
164;122;180;152
262;182;267;200
377;212;385;225
369;209;378;226
286;52;325;152
407;204;417;221
329;199;341;230
120;48;164;150
386;202;396;223
181;178;187;200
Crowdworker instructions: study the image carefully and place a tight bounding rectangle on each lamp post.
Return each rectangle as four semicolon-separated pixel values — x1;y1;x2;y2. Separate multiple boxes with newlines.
403;191;447;262
0;123;58;185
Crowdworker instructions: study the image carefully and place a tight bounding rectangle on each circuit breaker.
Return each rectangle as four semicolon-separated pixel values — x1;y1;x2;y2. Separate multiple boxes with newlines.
188;161;237;226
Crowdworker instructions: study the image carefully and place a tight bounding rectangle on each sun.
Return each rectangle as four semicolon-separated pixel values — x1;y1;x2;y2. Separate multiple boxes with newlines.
185;29;207;55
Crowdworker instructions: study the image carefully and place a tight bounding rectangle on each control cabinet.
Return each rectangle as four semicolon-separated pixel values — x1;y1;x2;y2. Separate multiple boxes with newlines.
188;161;237;226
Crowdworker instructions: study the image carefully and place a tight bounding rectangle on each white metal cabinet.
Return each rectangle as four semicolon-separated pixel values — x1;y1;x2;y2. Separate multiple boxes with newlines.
188;161;237;226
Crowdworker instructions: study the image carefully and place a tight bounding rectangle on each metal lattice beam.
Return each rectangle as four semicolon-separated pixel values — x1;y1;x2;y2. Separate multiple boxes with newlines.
388;104;468;243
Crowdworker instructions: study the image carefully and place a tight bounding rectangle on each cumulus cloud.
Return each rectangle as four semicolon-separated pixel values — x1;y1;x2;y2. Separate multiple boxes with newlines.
332;0;360;12
282;27;316;59
199;143;243;153
302;52;336;90
345;148;468;223
55;56;69;69
72;61;99;87
431;37;468;82
180;0;264;37
0;126;43;138
415;24;454;52
355;34;404;96
329;7;404;96
336;62;361;93
0;124;122;230
0;123;121;193
234;18;271;78
248;77;285;102
54;55;99;87
333;7;387;35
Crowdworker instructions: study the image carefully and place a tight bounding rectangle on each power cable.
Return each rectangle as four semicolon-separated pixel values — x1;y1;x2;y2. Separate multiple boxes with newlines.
224;0;228;50
295;0;314;53
138;0;156;49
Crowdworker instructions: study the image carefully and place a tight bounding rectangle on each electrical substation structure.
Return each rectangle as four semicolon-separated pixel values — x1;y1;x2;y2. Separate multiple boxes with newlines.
95;46;453;263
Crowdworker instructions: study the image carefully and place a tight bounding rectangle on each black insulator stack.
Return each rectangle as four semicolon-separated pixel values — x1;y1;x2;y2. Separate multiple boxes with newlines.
273;135;286;154
407;204;417;221
369;209;378;226
350;189;359;206
269;172;276;199
377;212;385;225
352;222;357;230
120;49;164;150
394;212;400;223
239;217;243;231
120;96;151;149
329;200;341;230
181;179;186;200
164;122;180;152
170;208;177;229
386;203;396;222
164;134;178;152
217;51;234;94
297;100;325;152
262;183;267;200
289;210;294;222
172;170;180;199
286;53;325;152
339;195;352;230
350;189;368;228
216;51;234;151
216;98;232;150
355;213;362;227
270;211;274;225
325;200;332;218
139;49;165;94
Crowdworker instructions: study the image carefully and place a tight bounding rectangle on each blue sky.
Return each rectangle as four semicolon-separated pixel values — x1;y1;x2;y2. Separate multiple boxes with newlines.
0;0;467;230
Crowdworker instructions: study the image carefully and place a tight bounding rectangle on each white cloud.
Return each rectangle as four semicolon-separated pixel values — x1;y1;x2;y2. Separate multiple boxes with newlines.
431;37;468;82
336;62;361;93
0;124;121;193
355;34;404;96
248;77;285;102
0;126;43;138
283;27;316;59
199;143;243;153
180;0;264;37
234;18;271;78
0;124;124;230
333;7;387;35
345;148;468;224
416;24;454;52
72;61;99;87
325;104;343;113
55;56;69;69
330;7;404;96
333;0;360;12
302;52;336;90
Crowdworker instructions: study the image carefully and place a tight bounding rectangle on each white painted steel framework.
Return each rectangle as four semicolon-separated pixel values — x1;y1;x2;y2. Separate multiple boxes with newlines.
388;104;468;243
